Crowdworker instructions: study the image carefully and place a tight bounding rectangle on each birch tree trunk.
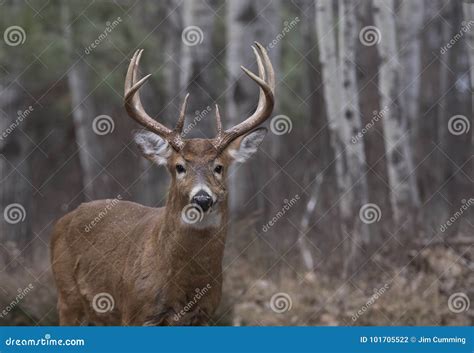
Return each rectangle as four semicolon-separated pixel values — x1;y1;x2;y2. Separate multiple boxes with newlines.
62;5;110;201
373;0;420;228
316;0;370;268
315;0;347;222
338;0;370;245
226;0;281;217
180;0;218;138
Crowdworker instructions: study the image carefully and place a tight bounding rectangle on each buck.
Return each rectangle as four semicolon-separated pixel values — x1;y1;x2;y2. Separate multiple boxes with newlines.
50;42;275;325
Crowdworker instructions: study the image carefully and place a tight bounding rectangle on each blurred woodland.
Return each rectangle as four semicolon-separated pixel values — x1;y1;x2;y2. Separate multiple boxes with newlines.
0;0;473;325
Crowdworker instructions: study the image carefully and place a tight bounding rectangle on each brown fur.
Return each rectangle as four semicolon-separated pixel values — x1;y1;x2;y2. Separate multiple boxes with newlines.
51;139;238;325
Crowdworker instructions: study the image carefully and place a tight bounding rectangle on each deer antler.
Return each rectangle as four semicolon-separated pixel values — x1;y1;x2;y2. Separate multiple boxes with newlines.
124;49;186;151
125;44;274;154
213;42;275;152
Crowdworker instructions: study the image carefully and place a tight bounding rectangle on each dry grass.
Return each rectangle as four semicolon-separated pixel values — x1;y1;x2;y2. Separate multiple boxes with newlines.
0;240;472;326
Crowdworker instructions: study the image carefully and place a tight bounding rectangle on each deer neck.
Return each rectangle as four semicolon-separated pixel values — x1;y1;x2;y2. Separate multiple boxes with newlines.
147;188;227;301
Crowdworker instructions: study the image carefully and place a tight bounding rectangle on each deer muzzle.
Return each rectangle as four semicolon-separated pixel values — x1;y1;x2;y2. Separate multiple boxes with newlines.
191;190;214;212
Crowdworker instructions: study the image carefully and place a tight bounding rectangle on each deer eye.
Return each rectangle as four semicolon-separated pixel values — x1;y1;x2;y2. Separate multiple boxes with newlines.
175;164;186;174
214;165;223;174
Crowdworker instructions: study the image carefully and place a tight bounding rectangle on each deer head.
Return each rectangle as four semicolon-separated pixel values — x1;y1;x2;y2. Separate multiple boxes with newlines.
124;42;275;226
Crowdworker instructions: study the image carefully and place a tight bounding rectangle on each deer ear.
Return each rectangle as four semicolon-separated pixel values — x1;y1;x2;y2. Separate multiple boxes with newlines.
226;127;267;164
134;131;172;165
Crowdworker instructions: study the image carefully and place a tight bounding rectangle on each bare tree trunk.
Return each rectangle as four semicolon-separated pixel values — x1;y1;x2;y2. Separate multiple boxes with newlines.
226;0;281;217
339;0;372;274
0;82;32;266
180;0;218;138
338;0;370;244
62;5;110;201
316;0;370;271
398;0;424;140
397;0;424;210
373;0;420;228
315;0;346;225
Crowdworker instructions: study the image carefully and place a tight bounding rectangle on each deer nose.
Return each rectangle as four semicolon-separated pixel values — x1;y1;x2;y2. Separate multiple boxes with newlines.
191;190;213;212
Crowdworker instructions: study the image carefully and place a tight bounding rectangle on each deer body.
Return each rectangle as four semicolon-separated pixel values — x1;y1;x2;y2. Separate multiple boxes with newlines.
51;43;275;325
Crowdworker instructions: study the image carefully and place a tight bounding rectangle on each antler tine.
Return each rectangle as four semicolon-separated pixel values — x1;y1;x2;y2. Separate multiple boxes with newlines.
175;93;190;136
215;104;222;138
255;42;275;90
213;42;275;152
124;49;184;151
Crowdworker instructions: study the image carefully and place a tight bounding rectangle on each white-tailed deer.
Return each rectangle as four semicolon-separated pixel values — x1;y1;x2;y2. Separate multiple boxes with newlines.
51;42;275;325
